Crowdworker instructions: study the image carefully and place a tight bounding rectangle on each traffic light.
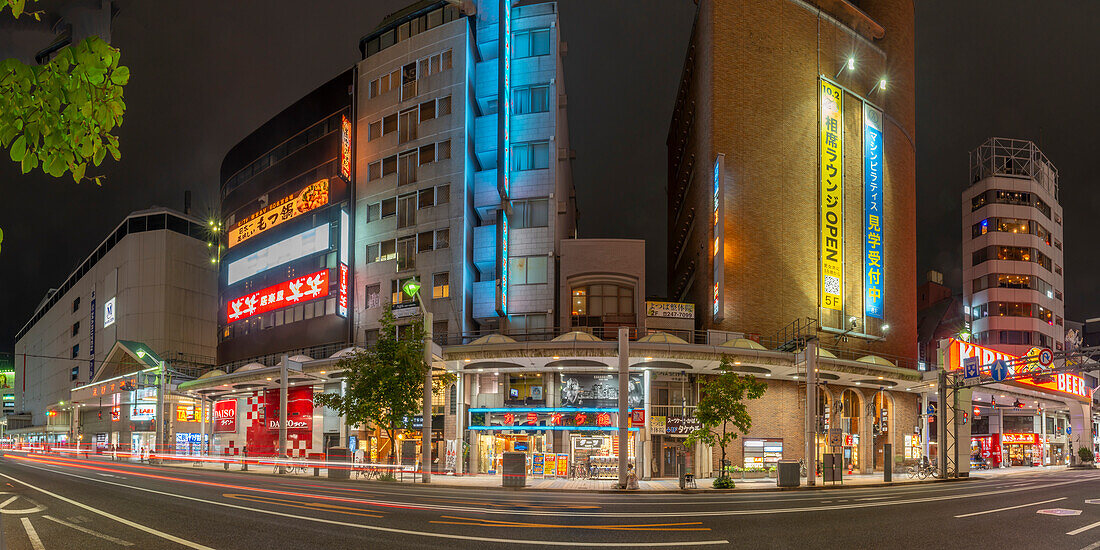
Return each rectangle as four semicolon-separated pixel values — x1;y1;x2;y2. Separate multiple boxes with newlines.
1014;399;1024;409
929;415;936;424
962;412;969;424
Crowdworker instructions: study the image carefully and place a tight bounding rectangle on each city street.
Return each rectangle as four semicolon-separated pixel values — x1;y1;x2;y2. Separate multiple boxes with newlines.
1;450;1099;549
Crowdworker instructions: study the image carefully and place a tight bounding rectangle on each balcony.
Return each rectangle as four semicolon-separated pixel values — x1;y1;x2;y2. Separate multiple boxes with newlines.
474;169;500;214
474;113;498;169
472;279;499;319
472;224;498;275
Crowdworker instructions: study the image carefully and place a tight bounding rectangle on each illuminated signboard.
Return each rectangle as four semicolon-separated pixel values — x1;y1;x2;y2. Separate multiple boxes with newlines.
103;296;116;327
227;269;329;322
819;78;844;312
338;210;349;317
130;404;155;421
1001;433;1038;445
227;224;330;285
339;114;352;183
946;339;1089;400
496;207;509;316
176;404;202;423
863;103;884;319
645;301;694;319
214;399;236;433
228;179;329;248
495;0;512;318
712;153;725;321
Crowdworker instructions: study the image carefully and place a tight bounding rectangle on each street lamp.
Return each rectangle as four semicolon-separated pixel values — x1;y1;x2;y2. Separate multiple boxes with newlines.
868;79;887;95
402;278;433;483
835;56;855;78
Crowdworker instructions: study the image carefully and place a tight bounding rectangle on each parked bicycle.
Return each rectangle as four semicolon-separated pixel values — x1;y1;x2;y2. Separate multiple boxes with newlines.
906;457;938;479
273;455;308;475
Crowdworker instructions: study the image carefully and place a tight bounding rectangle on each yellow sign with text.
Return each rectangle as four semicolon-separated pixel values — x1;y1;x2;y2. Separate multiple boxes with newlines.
819;79;843;311
228;179;330;248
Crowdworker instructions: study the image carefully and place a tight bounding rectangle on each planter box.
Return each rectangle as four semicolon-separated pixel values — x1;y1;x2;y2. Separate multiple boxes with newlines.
744;471;766;479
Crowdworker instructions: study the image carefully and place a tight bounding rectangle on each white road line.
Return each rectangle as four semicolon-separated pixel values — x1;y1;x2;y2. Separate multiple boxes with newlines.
43;515;134;546
21;517;45;550
855;497;891;501
0;473;213;550
1068;520;1100;536
1080;541;1100;550
954;497;1066;518
0;495;17;507
21;465;729;547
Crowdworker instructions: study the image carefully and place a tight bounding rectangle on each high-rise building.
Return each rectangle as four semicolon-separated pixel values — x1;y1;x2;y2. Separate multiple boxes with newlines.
962;137;1064;357
666;0;916;360
354;0;576;342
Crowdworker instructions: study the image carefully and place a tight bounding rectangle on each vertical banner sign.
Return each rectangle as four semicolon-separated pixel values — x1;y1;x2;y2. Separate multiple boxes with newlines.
862;104;884;319
338;209;349;317
819;78;844;312
496;0;512;317
712;153;725;322
339;114;352;183
89;289;96;378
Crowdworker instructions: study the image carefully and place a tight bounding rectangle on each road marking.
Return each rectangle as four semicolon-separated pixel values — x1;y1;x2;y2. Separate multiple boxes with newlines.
1037;508;1082;516
954;497;1066;518
1079;540;1100;550
0;493;46;514
18;464;729;547
1068;520;1100;536
431;516;708;531
21;517;45;550
1086;499;1100;505
0;472;214;550
855;497;891;501
43;515;134;546
221;493;385;518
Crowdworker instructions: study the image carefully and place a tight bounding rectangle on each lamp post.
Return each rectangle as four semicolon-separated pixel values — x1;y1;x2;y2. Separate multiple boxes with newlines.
402;279;433;483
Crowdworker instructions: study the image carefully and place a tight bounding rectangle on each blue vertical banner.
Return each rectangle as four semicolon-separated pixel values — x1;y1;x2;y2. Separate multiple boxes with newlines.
495;0;512;317
862;103;884;319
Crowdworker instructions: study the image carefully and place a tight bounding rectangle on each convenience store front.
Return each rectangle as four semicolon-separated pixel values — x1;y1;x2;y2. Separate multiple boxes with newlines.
468;408;638;478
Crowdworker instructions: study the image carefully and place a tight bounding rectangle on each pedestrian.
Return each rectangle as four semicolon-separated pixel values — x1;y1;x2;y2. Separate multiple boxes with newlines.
627;463;639;490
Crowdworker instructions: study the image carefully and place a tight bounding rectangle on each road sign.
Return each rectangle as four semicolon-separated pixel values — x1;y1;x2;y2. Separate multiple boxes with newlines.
1067;426;1073;435
827;427;842;446
963;357;980;380
990;360;1009;382
1038;348;1053;367
927;404;936;415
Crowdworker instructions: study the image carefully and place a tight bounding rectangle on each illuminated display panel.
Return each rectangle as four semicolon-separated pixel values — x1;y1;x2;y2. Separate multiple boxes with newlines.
495;0;512;317
863;103;884;319
227;269;329;322
228;179;329;248
712;154;724;321
227;224;329;285
340;115;352;183
338;209;349;317
946;339;1088;400
819;78;843;311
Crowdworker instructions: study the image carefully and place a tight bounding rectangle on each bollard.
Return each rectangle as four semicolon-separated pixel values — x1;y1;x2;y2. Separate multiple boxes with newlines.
883;443;892;482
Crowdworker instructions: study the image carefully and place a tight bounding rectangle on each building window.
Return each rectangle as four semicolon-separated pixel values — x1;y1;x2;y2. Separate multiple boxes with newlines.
571;284;635;327
397;236;416;270
438;96;451;116
399;107;418;143
365;284;380;309
381;197;397;218
436;184;450;204
367;161;381;180
508;256;548;285
72;321;80;337
418;187;435;209
511;141;550;171
511;199;549;228
364;329;379;347
513;29;551;58
435;228;449;249
71;344;79;359
73;297;80;312
368;120;382;141
366;203;381;222
510;313;547;335
398;150;418;185
382;155;397;177
392;277;418;304
71;366;78;381
433;272;449;299
397;194;417;228
437;139;451;160
418;231;434;253
513;85;550;114
419;99;435;122
419;143;435;165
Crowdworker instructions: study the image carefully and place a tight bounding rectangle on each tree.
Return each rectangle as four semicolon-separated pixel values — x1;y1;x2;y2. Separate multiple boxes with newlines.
314;305;453;465
684;356;767;486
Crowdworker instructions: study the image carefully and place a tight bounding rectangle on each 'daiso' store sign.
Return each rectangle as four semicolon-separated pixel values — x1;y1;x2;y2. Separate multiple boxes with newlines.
946;339;1090;401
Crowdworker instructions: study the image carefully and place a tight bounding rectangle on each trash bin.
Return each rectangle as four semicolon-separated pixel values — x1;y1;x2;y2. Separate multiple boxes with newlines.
777;459;800;487
502;451;526;487
327;446;350;479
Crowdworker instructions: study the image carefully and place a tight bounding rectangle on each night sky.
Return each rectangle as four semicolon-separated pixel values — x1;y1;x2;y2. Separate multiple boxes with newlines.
1;1;1096;352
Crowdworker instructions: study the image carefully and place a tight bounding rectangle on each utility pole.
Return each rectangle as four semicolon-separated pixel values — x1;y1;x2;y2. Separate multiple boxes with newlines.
617;327;629;488
155;360;167;462
805;339;817;486
279;354;288;473
402;278;433;483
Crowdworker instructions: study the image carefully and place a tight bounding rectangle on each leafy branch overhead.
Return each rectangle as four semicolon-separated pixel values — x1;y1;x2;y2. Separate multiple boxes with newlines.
0;35;129;183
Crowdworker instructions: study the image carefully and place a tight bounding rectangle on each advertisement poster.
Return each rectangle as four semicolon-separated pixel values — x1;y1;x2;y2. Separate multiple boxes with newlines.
214;399;237;433
227;269;329;322
263;386;314;432
559;373;643;408
819;78;844;311
228;178;329;247
862;103;885;319
556;453;569;477
544;453;557;477
532;453;544;477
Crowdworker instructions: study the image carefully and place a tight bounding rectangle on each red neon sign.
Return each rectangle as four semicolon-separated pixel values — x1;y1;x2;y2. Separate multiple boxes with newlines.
574;412;588;425
526;412;538;425
596;412;612;427
338;263;349;317
947;339;1089;400
340;115;352;182
503;413;515;426
227;269;329;322
1001;433;1038;445
214;399;237;433
551;413;562;426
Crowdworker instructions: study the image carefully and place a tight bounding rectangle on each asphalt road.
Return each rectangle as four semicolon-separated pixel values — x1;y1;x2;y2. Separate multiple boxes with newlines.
1;450;1099;549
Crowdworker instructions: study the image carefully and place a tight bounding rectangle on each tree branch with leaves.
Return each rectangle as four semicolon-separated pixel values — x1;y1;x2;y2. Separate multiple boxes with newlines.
684;356;767;488
315;305;454;466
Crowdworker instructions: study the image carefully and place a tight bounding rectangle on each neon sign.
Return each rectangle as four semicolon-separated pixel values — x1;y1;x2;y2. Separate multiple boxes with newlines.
228;179;329;248
495;0;512;317
863;103;884;319
713;154;724;321
946;339;1089;400
340;114;352;183
227;269;329;322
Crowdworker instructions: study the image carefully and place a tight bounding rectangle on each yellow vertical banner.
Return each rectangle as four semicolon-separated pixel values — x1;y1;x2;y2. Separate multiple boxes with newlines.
819;79;843;311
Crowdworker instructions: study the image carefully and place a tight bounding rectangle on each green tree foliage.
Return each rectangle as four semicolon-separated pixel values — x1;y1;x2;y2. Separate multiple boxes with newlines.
1;36;128;183
314;306;453;464
684;356;767;486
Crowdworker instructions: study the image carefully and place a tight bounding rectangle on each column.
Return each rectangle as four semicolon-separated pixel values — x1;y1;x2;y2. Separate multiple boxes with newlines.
1067;399;1093;465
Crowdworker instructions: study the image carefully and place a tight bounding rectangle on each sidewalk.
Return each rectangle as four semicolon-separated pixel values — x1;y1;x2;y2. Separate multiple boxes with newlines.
29;450;1071;493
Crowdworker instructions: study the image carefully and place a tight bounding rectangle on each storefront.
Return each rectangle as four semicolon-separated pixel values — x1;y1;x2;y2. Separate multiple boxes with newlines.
971;434;1002;467
651;415;700;478
1002;433;1041;466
